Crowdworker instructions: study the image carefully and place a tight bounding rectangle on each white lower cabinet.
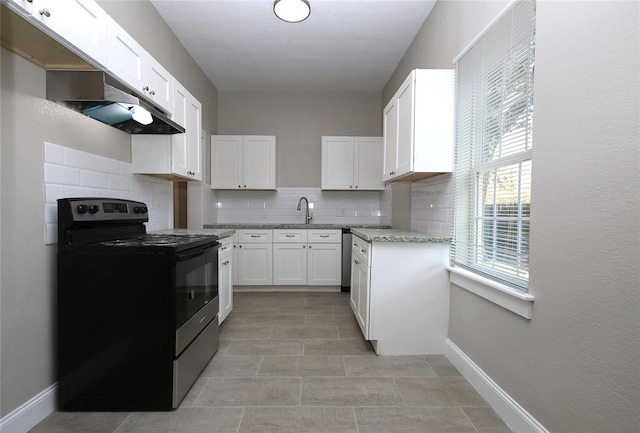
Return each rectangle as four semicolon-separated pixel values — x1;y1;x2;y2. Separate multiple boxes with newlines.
218;236;233;324
236;229;341;289
307;243;341;286
236;229;273;286
350;235;450;355
273;243;307;285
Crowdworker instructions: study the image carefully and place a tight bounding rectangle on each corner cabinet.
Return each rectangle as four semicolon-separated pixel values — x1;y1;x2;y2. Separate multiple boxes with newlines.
131;85;202;181
211;135;276;190
383;69;455;182
321;136;384;191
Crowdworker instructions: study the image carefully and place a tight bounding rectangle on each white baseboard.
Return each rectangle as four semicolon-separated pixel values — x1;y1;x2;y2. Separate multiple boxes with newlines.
0;383;57;433
444;339;549;433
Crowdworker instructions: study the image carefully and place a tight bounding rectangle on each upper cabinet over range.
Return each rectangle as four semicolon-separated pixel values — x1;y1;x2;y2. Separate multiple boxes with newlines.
211;135;277;190
383;69;455;183
321;136;384;191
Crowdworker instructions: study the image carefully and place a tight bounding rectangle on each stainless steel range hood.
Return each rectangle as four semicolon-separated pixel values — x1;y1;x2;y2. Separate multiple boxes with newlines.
46;70;185;135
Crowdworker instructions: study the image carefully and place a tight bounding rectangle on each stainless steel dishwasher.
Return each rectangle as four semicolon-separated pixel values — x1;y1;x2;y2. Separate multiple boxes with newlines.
341;229;352;291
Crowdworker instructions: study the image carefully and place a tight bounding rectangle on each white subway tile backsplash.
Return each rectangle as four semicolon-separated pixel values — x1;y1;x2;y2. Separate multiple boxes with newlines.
80;170;109;188
94;156;120;174
44;142;65;164
43;142;173;245
64;148;95;170
410;174;453;237
44;163;80;185
211;186;389;226
108;175;131;191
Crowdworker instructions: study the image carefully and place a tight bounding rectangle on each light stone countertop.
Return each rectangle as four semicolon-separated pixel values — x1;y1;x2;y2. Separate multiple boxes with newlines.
203;223;391;230
350;228;452;243
150;228;236;239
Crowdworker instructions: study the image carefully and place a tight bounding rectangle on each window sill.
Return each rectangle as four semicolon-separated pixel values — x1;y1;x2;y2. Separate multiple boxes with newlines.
447;266;534;319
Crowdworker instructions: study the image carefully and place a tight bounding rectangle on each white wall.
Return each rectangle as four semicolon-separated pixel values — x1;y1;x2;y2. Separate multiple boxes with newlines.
384;1;640;432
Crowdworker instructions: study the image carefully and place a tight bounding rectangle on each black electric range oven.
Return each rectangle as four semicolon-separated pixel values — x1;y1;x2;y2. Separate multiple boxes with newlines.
57;198;220;411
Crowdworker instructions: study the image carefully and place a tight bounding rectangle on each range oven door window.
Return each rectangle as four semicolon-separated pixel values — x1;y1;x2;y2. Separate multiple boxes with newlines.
175;245;219;330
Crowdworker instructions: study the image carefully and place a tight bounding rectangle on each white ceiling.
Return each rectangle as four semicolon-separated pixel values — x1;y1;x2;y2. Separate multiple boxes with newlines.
150;0;436;92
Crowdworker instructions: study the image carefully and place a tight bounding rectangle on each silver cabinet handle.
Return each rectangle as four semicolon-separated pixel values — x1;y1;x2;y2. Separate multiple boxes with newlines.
302;245;306;248
355;186;358;188
26;0;33;3
309;245;312;248
238;185;241;188
349;185;353;188
361;249;366;253
149;90;155;96
142;86;149;92
354;259;359;265
243;185;247;188
320;235;329;238
39;8;50;17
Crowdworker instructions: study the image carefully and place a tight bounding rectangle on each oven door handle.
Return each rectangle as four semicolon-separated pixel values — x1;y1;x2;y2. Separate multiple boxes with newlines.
175;245;218;262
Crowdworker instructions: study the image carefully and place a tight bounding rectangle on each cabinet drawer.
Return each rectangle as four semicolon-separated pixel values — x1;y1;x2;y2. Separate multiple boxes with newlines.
308;229;341;243
352;235;371;264
273;229;308;243
238;229;273;243
218;236;233;258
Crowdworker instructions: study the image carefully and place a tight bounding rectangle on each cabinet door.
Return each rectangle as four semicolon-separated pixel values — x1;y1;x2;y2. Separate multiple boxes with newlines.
107;18;146;92
33;0;108;67
383;99;398;182
186;97;202;180
354;137;384;190
171;81;189;178
237;243;272;285
350;253;359;316
211;136;242;189
355;259;370;339
242;136;276;189
395;74;414;178
321;136;354;190
232;235;240;286
273;244;308;285
146;56;174;114
218;254;233;323
307;243;341;286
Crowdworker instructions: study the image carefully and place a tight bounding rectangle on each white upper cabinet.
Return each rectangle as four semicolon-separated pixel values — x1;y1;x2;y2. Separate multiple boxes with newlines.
321;136;383;190
6;0;33;16
27;0;108;67
211;135;276;190
106;18;145;90
146;56;174;113
106;18;174;114
131;83;202;181
383;69;455;182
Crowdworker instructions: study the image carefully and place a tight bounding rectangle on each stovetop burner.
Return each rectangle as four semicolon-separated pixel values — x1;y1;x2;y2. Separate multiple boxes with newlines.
100;234;213;248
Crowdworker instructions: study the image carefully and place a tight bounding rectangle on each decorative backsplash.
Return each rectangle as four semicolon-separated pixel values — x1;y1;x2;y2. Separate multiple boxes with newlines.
213;187;392;225
411;174;454;237
43;142;173;244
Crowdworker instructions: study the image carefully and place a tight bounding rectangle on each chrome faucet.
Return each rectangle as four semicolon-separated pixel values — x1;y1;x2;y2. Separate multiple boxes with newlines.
296;196;313;224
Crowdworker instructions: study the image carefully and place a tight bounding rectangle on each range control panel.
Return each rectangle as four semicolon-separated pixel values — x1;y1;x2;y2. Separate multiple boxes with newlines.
58;198;149;224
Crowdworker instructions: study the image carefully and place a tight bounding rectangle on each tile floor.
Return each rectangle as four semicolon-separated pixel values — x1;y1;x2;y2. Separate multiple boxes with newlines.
29;291;512;433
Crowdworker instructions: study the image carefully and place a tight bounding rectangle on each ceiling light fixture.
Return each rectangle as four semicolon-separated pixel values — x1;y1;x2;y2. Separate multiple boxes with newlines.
274;0;310;23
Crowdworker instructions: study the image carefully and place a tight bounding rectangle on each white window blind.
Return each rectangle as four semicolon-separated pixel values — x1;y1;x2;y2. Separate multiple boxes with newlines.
452;0;535;290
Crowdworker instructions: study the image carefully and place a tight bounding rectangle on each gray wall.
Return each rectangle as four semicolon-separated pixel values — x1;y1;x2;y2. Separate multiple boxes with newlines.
218;90;381;187
0;0;218;417
384;1;640;432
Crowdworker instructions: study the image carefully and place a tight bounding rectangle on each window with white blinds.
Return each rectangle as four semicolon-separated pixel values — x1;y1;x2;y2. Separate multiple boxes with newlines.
452;0;535;290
